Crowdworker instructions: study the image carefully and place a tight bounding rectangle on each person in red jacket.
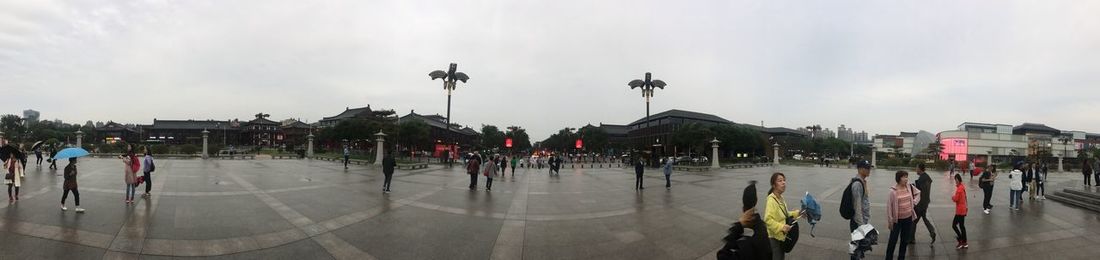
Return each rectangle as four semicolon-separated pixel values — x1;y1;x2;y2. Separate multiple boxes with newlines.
951;173;968;249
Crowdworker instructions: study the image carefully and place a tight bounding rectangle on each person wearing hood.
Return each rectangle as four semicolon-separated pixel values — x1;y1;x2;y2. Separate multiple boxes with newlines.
717;181;772;260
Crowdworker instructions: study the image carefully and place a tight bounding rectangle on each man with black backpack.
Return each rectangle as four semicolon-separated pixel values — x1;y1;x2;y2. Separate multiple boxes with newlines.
841;159;873;259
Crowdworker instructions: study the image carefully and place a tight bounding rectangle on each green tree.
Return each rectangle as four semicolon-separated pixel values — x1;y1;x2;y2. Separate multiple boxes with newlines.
1;114;26;144
505;126;532;151
479;125;506;151
541;128;578;152
577;125;609;154
396;119;432;154
670;123;713;156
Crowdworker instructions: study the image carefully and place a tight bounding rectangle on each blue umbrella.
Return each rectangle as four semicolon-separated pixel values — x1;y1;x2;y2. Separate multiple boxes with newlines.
801;192;822;237
53;148;90;160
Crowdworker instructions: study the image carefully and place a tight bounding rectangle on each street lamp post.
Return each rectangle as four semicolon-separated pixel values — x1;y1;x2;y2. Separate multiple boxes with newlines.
628;72;667;164
1058;135;1072;172
430;63;470;168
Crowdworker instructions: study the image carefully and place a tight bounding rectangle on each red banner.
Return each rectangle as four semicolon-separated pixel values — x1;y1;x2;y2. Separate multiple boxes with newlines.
506;138;513;148
575;139;583;149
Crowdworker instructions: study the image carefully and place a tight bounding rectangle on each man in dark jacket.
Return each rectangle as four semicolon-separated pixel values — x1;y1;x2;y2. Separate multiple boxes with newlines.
634;159;645;190
382;152;396;193
910;163;936;245
717;181;771;260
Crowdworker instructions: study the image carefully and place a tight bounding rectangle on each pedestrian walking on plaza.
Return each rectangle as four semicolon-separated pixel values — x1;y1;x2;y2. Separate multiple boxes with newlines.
555;156;563;174
1093;159;1100;187
500;155;508;177
969;160;976;179
634;159;645;190
884;170;919;260
717;181;772;260
980;165;996;214
765;172;803;260
1023;162;1035;201
48;146;58;170
142;147;155;198
61;158;84;212
382;152;395;193
34;147;43;167
5;156;23;203
510;156;518;177
1008;163;1023;210
1036;163;1046;200
910;164;936;245
842;160;873;260
483;156;498;191
467;153;481;190
342;146;350;169
951;173;968;249
663;158;673;189
948;159;955;175
1084;160;1093;187
120;146;139;204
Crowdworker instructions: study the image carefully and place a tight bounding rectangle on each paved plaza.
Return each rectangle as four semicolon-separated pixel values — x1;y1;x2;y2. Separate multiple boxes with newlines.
3;158;1100;259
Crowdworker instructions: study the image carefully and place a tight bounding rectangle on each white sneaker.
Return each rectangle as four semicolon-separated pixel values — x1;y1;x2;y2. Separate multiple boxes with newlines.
983;209;990;214
61;205;67;211
75;207;84;213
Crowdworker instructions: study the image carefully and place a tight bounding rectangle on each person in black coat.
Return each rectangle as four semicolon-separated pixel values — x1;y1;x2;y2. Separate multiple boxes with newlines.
382;152;396;193
634;159;646;190
717;181;772;260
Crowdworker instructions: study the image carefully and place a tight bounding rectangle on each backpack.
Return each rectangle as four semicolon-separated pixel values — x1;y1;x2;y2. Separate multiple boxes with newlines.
148;160;155;172
840;178;863;220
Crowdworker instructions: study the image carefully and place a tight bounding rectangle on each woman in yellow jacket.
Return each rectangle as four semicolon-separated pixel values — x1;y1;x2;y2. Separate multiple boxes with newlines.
765;172;803;260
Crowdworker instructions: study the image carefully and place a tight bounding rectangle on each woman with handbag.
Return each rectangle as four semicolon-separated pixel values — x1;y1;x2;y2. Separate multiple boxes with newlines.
885;170;920;260
765;172;802;260
5;156;23;203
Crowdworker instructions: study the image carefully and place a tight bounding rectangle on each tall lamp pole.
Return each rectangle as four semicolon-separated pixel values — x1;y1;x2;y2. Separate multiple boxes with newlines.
628;72;667;166
430;63;470;167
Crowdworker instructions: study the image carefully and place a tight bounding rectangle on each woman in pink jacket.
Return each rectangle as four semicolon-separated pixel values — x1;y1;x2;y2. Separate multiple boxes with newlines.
952;173;968;249
885;170;920;260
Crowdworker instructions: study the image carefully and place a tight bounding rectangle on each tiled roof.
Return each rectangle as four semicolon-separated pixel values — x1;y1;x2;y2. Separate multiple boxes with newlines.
627;109;735;126
149;120;236;130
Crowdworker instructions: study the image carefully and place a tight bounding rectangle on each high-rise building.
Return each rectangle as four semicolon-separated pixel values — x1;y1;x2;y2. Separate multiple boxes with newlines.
23;109;39;123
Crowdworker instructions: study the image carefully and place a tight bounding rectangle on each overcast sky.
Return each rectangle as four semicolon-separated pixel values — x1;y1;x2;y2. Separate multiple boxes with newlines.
3;0;1099;140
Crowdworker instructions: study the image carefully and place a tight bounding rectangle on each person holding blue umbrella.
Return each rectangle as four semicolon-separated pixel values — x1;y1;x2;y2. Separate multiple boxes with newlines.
53;147;90;212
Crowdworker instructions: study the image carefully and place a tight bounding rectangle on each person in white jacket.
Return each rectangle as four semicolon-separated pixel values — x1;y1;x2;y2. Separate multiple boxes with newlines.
1008;164;1024;211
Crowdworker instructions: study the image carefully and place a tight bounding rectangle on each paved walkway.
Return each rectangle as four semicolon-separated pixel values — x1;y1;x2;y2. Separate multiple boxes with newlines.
2;158;1100;259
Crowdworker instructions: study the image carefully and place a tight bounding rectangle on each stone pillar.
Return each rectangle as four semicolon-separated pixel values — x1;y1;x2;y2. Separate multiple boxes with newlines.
75;130;84;148
1059;155;1064;172
772;143;780;166
307;134;315;157
374;131;387;165
202;129;210;159
710;138;721;169
871;144;877;168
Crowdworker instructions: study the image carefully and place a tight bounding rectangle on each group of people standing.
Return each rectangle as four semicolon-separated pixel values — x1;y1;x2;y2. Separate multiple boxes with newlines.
1007;162;1048;211
465;153;522;191
720;160;973;260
